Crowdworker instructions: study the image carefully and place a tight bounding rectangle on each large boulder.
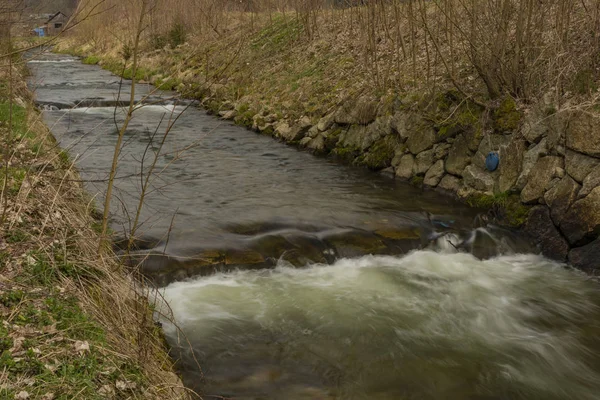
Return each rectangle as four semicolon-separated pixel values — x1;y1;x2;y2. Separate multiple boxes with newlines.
433;143;451;160
337;125;367;150
520;156;563;204
578;164;600;199
565;111;600;157
565;150;600;183
275;121;309;142
543;175;580;225
445;134;472;176
524;206;569;261
568;238;600;272
361;117;393;151
361;135;398;170
515;138;547;190
305;134;326;154
498;139;527;193
390;112;415;141
424;160;445;187
406;125;437;154
334;96;379;125
560;186;600;245
317;113;335;131
395;154;415;179
521;114;547;143
415;149;434;175
463;164;495;193
438;175;461;192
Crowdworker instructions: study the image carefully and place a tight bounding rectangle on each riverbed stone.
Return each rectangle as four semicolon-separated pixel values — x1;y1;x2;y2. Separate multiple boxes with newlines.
433;143;451;160
565;150;600;183
362;117;393;151
275;121;306;142
415;149;434;175
395;153;415;179
578;164;600;199
565;111;600;157
445;134;472;176
362;135;397;170
390;112;411;141
307;125;319;139
463;165;495;193
498;139;527;193
524;206;569;261
322;230;388;258
543;175;580;225
520;156;563;204
568;238;600;272
317;113;335;131
515;138;548;190
521;114;547;143
334;96;378;125
406;125;437;154
438;175;461;192
560;186;600;245
424;160;445;187
219;109;236;120
337;124;367;150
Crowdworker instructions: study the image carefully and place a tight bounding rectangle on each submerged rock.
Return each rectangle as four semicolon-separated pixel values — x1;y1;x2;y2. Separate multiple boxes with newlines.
560;186;600;246
568;238;600;272
524;206;569;261
424;160;445;187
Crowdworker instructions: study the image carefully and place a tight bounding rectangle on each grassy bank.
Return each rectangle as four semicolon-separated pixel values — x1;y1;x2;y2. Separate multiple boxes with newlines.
0;53;190;398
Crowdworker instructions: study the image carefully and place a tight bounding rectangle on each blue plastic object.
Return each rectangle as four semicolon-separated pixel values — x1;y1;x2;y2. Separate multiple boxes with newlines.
485;152;499;171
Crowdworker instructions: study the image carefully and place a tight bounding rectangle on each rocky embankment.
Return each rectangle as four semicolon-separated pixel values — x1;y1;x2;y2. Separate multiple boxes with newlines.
214;92;600;272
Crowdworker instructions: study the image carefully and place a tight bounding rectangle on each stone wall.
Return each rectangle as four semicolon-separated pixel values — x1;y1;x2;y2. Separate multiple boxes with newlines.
217;93;600;273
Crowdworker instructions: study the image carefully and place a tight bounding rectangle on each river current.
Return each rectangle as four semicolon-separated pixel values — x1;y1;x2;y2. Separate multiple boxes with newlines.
27;50;600;399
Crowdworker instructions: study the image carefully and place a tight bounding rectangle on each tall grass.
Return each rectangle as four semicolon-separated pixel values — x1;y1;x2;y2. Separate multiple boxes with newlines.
74;0;600;105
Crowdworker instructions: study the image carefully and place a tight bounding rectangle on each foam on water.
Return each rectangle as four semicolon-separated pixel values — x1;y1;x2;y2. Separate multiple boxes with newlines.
158;251;600;399
27;58;79;64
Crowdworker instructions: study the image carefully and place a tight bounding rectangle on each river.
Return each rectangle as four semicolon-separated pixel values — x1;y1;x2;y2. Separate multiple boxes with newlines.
27;50;600;400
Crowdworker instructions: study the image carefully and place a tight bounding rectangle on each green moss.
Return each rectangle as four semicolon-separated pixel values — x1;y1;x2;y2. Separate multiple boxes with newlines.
0;102;29;140
430;91;484;140
332;146;358;162
410;176;424;188
360;137;396;170
493;97;522;133
466;192;530;227
82;55;100;65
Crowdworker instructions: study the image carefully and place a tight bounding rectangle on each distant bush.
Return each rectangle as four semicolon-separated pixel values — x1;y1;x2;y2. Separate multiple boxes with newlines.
168;22;186;48
150;33;167;50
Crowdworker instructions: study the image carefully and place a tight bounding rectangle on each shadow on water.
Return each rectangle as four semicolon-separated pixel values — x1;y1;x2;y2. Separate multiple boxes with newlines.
27;51;600;400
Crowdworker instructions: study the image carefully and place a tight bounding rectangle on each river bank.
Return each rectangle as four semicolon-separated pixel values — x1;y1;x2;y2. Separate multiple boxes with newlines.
56;3;600;272
0;51;190;398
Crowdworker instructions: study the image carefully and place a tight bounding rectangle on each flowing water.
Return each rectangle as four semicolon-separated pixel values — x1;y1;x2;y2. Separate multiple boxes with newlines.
27;50;600;399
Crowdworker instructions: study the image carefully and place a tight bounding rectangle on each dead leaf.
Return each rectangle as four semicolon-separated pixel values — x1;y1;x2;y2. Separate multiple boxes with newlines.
15;391;29;399
74;340;89;354
41;393;55;400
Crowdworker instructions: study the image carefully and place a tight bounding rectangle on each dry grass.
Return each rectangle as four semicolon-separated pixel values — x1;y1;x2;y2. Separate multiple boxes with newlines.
0;61;194;399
